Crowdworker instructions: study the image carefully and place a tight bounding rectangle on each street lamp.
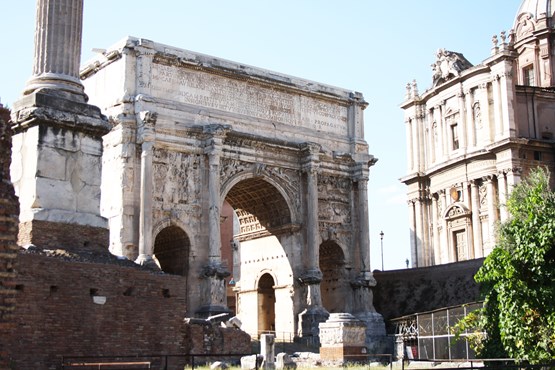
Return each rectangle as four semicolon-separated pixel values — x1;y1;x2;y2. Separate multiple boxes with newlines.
380;231;384;271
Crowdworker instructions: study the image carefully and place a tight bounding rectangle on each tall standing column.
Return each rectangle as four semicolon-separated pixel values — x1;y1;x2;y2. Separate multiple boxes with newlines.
10;0;110;251
135;111;157;266
196;124;231;318
25;0;86;100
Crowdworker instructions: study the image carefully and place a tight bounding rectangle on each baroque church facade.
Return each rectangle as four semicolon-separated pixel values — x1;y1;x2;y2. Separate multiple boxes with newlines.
401;0;555;267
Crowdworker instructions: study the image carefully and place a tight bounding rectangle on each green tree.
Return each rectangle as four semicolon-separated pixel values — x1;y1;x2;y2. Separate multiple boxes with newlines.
459;167;555;363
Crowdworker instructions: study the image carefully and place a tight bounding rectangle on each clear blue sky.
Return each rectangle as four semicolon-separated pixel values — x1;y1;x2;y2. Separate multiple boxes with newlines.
1;1;522;270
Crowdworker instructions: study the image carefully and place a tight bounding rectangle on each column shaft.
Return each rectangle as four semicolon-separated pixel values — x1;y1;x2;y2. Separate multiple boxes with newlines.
26;0;85;97
471;181;483;258
357;178;370;272
208;152;222;262
137;141;154;263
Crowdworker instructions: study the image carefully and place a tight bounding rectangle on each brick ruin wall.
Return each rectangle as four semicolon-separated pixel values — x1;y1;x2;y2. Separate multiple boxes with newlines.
0;106;19;369
7;253;251;369
373;258;484;327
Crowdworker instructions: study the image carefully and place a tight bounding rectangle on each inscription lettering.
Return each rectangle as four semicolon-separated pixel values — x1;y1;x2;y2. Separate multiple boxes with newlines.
150;64;348;135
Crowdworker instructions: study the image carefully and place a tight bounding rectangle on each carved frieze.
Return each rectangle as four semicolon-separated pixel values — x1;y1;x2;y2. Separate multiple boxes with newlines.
152;148;201;206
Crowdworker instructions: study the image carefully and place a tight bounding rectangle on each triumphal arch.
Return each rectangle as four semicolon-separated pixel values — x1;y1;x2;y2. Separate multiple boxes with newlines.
82;37;383;342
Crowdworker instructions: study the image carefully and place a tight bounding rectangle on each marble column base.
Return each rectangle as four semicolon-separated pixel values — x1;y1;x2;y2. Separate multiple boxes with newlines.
298;306;329;344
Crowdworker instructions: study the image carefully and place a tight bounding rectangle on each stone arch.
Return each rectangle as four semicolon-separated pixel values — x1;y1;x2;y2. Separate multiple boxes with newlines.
221;172;299;227
153;224;190;276
222;175;295;240
319;240;347;313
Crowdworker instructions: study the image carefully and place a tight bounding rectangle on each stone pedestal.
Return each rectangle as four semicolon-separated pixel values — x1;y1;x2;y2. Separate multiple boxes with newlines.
319;313;367;363
260;333;275;370
11;91;110;251
355;311;387;354
195;262;231;318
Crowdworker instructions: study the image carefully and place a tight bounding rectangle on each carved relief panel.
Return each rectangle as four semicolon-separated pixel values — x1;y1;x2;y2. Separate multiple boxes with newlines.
152;148;202;207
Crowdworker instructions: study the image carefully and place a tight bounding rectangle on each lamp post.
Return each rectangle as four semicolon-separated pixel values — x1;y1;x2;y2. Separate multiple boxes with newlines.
380;231;384;271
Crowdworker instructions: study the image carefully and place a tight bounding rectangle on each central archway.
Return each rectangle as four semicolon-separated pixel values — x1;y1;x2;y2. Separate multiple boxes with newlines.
221;176;296;338
224;177;292;238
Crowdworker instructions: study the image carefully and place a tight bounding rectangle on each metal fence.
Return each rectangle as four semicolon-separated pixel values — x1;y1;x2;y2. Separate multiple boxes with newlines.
61;353;255;370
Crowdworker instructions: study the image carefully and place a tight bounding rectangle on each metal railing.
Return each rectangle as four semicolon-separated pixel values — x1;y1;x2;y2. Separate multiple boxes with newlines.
61;353;256;370
400;358;555;370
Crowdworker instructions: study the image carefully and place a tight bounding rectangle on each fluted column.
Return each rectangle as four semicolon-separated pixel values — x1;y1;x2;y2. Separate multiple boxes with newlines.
25;0;86;100
136;112;157;266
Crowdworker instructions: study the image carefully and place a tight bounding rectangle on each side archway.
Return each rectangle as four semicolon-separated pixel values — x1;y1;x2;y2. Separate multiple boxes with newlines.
153;225;190;276
319;240;347;313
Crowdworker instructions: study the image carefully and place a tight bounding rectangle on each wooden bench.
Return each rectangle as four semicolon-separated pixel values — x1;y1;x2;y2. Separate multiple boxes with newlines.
63;361;151;369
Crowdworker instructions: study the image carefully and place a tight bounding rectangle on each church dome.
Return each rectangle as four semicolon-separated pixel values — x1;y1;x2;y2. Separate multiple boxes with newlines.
513;0;555;41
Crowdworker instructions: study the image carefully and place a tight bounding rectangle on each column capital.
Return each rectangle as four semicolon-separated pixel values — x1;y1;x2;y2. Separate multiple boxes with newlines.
203;123;232;138
482;174;495;183
298;269;323;285
137;110;157;143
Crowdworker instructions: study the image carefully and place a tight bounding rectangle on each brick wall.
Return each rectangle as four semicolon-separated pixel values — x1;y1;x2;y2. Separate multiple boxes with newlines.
373;259;484;324
0;106;19;369
7;253;251;369
17;220;109;251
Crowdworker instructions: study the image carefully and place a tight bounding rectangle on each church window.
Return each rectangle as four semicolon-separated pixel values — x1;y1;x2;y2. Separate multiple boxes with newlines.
523;65;535;86
451;123;459;150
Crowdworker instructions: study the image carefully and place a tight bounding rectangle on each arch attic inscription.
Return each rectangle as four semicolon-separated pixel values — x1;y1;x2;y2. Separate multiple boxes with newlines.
150;63;348;136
